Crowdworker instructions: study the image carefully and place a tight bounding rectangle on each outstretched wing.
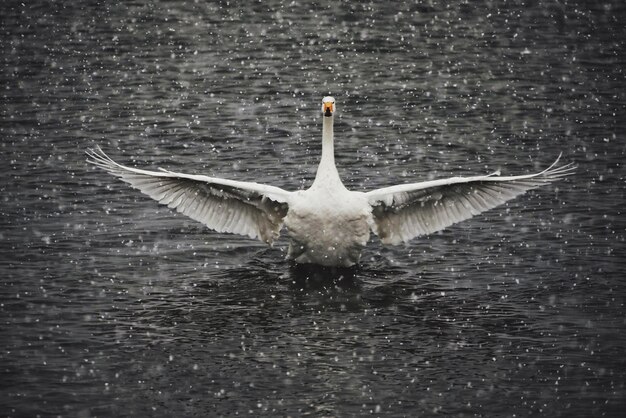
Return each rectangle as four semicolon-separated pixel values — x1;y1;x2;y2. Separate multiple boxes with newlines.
366;155;575;245
86;147;292;244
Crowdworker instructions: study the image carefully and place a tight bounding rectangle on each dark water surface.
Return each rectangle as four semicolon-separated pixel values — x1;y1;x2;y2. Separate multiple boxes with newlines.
2;0;625;416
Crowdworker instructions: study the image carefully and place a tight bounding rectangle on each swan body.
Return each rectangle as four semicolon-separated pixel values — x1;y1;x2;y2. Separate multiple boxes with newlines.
87;96;574;267
285;185;372;267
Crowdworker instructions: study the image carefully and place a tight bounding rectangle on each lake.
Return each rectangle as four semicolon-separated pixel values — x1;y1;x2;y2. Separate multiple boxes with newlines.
1;0;625;416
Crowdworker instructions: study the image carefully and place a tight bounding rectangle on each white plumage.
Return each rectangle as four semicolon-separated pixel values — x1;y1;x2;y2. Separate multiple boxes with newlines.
87;96;574;267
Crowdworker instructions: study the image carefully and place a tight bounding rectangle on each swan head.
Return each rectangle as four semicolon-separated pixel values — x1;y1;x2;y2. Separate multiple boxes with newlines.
322;96;335;117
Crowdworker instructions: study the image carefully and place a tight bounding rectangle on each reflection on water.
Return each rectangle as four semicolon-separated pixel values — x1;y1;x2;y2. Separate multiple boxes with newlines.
2;0;625;416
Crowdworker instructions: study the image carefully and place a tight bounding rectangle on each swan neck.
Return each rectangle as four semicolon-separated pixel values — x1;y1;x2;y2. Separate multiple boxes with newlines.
321;115;334;166
312;115;342;188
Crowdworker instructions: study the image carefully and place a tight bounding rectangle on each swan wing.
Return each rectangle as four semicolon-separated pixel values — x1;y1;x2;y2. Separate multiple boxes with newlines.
86;147;291;243
366;155;575;245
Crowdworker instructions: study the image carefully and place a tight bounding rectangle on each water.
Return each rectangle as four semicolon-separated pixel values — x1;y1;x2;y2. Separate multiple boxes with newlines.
2;0;625;416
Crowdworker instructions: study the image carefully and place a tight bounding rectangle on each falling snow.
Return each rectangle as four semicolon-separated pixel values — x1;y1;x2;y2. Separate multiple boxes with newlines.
1;0;625;417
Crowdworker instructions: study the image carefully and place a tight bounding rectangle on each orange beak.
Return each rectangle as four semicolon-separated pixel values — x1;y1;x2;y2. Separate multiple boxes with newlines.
323;101;333;116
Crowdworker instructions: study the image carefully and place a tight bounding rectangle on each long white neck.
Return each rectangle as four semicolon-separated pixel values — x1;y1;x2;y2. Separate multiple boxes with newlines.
312;115;343;189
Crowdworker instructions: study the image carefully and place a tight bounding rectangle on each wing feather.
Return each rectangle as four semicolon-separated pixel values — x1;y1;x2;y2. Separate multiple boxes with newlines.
86;147;291;243
367;155;575;245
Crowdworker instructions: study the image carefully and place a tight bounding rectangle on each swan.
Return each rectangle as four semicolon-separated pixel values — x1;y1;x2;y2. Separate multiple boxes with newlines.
87;96;574;267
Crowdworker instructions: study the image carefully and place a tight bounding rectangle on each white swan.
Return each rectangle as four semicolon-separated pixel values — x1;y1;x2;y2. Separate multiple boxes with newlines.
87;96;574;267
